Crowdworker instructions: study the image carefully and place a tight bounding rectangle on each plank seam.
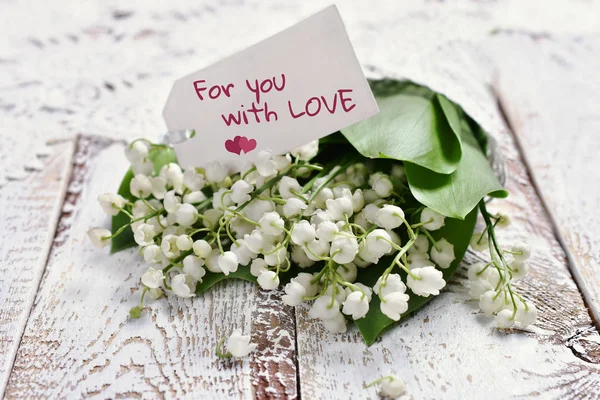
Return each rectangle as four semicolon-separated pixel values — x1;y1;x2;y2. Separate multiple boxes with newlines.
0;137;77;399
494;92;600;332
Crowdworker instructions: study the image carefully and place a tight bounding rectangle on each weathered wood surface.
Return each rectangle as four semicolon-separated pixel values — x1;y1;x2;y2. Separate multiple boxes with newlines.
1;0;600;399
491;33;600;326
3;137;298;399
0;141;74;396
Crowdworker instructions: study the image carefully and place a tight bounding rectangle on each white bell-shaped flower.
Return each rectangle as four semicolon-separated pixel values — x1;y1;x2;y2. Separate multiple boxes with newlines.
470;232;489;251
511;241;531;261
183;255;206;282
304;239;330;261
495;309;515;328
171;273;196;298
230;239;256;266
254;149;278;178
351;189;365;213
341;291;370;320
183;190;207;204
143;244;162;264
141;267;164;289
264;247;287;267
308;296;341;320
479;290;506;316
407;252;430;270
316;221;339;242
420;207;446;230
205;161;228;183
163;190;181;214
375;205;405;230
230;180;253;204
160;235;180;259
244;230;268;254
406;266;446;297
125;140;149;163
134;223;156;247
132;159;153;176
192;239;212;259
321;313;347;333
282;281;307;306
469;279;494;300
380;292;410;321
292;273;319;297
130;174;152;198
87;227;111;248
278;176;303;199
380;375;407;398
330;237;359;264
430;239;455;269
98;193;126;216
183;168;205;191
175;203;199;226
250;258;268;277
218;251;239;275
257;270;280;290
338;262;358;283
510;260;529;280
373;274;407;297
291;140;319;160
291;245;316;268
226;329;257;357
290;220;316;246
282;197;307;218
325;197;353;220
369;172;393;198
258;211;285;236
176;235;193;251
515;300;537;328
410;235;429;254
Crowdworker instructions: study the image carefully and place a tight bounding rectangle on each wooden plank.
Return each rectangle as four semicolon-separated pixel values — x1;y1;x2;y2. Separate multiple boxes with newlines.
3;137;297;399
491;33;600;326
295;77;600;400
0;140;74;397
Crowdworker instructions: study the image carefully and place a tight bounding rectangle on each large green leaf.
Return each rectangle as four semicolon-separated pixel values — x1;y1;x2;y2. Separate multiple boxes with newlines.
354;207;478;345
341;85;462;174
195;268;257;294
405;121;507;219
110;146;178;253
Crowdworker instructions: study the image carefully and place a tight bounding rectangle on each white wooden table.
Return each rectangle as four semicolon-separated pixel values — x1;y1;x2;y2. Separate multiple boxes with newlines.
1;1;599;398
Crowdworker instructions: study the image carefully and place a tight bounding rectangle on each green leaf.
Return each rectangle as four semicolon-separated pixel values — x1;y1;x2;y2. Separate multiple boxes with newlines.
110;168;136;253
405;121;508;219
341;84;462;174
110;145;178;253
354;207;478;345
195;268;257;294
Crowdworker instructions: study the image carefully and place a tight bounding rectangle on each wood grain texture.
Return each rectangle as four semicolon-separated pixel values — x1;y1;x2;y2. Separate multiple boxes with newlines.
3;137;297;399
295;81;600;400
0;140;74;396
491;32;600;326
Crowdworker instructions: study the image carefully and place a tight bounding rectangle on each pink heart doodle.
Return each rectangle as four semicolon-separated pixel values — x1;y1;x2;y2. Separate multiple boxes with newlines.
238;136;257;154
224;135;257;155
225;135;242;155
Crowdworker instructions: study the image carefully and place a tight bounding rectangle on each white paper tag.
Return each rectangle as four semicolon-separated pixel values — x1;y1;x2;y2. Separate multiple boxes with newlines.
163;5;379;171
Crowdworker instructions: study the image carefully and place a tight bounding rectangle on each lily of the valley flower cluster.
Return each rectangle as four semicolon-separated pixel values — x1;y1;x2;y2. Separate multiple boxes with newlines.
88;138;456;338
467;205;537;329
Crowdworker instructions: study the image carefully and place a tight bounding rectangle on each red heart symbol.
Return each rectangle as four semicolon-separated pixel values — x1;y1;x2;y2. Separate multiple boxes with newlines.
225;136;242;155
238;136;257;154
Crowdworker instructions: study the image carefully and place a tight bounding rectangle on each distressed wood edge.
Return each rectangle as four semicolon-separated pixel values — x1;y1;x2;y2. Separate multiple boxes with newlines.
0;138;77;398
250;289;299;399
495;92;600;330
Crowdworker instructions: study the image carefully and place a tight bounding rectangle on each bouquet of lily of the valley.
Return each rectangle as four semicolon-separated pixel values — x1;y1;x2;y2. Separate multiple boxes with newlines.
88;80;537;350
